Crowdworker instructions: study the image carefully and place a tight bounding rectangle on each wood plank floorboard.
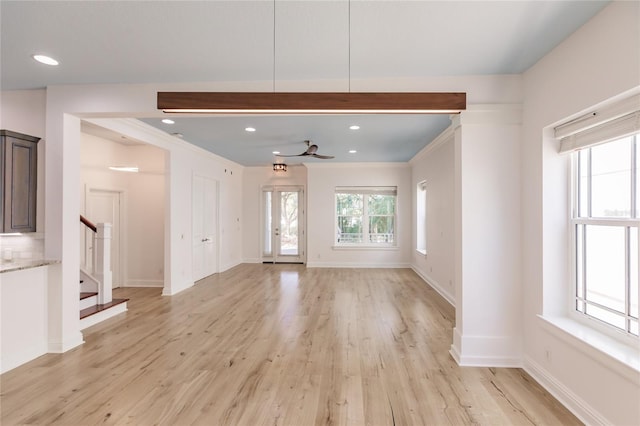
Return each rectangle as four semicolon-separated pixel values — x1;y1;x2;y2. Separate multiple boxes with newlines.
0;264;581;425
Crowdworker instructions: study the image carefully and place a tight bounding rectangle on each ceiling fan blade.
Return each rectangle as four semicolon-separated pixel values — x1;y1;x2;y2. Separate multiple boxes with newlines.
278;152;308;157
312;154;335;159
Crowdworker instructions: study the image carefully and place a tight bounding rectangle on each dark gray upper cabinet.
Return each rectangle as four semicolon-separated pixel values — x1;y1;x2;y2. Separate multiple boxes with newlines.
1;130;40;233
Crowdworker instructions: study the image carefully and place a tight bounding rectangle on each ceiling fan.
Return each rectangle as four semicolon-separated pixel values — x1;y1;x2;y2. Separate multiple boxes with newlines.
278;140;334;159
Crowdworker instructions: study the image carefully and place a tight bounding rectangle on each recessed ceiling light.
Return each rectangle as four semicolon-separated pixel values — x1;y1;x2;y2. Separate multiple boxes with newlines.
272;151;280;154
349;125;360;130
162;119;175;124
349;150;357;154
245;127;256;132
32;54;59;66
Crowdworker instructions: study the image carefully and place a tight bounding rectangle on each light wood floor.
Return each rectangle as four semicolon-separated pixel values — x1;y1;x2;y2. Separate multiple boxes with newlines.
1;264;580;425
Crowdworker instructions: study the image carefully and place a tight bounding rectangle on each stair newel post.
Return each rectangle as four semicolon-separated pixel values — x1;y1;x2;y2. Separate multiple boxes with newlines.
95;223;113;305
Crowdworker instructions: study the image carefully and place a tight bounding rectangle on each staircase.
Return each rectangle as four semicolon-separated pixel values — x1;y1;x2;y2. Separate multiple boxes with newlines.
79;215;128;330
79;292;128;330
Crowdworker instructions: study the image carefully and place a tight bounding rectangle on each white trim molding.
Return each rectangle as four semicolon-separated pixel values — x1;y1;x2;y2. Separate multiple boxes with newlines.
306;261;410;269
524;356;610;426
411;265;455;307
126;279;164;288
450;328;522;368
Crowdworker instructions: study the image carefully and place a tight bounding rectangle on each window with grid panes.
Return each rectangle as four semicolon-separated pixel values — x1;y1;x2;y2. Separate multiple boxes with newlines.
573;134;639;337
335;187;397;245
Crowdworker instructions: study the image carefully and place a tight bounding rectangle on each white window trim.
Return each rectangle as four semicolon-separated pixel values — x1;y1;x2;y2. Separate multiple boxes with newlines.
536;92;640;384
335;187;397;247
538;315;639;377
566;120;639;343
564;95;640;340
416;180;427;254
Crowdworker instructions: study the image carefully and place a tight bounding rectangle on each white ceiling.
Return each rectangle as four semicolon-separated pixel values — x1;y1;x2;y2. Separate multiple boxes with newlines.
1;1;609;166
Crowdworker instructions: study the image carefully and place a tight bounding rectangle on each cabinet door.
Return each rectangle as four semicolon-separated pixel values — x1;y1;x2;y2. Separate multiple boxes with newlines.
3;134;38;232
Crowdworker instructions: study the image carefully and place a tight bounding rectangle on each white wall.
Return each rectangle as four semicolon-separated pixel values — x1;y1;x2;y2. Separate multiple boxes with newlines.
409;128;455;305
306;163;411;268
80;133;165;287
242;165;307;263
522;2;640;425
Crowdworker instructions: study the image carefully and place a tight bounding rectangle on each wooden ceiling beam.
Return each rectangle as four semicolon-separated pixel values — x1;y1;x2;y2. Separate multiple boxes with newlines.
158;92;466;114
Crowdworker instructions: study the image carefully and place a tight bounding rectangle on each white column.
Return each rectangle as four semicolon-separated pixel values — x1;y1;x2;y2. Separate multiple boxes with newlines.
94;223;113;304
45;113;84;353
450;104;523;367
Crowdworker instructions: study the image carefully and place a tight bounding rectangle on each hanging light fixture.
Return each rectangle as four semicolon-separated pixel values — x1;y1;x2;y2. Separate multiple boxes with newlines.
158;1;465;115
273;163;287;172
158;92;465;114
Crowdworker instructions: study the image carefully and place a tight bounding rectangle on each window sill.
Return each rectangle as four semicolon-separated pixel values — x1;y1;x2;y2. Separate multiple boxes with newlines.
332;245;398;251
538;315;639;379
416;249;427;256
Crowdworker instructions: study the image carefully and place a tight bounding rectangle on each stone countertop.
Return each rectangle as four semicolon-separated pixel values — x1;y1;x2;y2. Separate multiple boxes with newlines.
0;259;60;274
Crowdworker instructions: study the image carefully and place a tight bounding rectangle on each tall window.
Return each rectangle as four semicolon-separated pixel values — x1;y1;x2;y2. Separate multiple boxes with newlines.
336;187;397;245
416;181;427;254
573;134;639;337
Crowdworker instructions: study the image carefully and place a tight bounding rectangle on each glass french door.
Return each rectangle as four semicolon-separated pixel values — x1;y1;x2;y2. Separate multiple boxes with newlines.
262;186;305;263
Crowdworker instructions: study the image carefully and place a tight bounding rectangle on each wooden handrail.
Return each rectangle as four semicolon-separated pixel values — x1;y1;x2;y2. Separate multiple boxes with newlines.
80;214;97;233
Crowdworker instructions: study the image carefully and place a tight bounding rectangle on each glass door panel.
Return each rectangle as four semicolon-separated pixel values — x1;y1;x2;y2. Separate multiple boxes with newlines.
262;186;305;263
279;191;299;256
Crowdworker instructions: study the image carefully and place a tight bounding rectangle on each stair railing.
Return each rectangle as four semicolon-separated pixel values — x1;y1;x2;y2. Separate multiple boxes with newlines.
80;215;112;304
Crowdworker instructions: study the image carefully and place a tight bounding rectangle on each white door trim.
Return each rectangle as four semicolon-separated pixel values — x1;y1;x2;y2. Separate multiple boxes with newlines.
261;185;306;264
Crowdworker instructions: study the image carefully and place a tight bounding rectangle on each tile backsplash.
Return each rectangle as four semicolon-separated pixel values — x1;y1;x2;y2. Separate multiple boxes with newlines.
0;233;44;261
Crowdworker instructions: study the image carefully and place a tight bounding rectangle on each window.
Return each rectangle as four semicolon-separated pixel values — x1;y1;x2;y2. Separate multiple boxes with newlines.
572;134;639;337
416;181;427;254
336;187;396;245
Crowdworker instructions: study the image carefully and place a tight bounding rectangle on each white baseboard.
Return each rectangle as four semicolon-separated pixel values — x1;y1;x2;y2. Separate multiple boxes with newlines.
242;258;262;264
450;328;522;368
306;261;410;268
220;260;243;273
48;332;84;354
125;279;163;288
523;355;609;426
162;280;194;296
410;265;455;307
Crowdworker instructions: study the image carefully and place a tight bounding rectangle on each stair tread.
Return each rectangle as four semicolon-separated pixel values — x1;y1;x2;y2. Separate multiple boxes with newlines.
80;292;98;300
80;298;128;319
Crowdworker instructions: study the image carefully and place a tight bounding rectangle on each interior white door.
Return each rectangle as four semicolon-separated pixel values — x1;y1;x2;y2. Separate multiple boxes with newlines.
192;174;218;281
262;186;305;263
87;189;122;288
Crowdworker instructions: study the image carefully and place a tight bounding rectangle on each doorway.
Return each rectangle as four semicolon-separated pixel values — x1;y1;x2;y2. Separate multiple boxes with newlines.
192;174;219;281
85;188;123;288
262;186;305;263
